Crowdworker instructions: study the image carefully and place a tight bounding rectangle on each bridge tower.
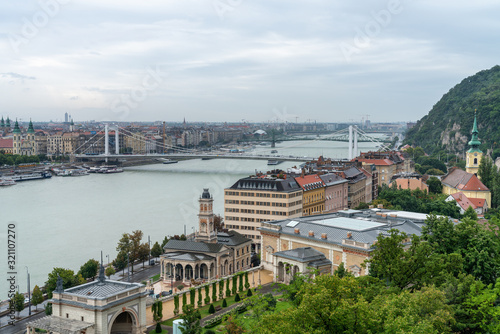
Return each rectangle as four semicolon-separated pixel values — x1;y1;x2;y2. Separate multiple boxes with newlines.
104;124;120;155
348;125;359;160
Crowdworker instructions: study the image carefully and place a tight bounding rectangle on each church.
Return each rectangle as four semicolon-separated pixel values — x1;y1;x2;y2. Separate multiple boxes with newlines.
159;189;252;289
441;111;491;209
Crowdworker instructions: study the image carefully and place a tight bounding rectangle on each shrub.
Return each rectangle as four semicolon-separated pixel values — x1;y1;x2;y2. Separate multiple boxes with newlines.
244;272;250;290
197;287;202;307
204;285;210;305
225;278;231;297
182;293;187;310
232;276;237;295
219;279;224;300
246;289;253;297
234;293;240;302
189;288;195;305
212;282;217;302
155;323;162;333
222;299;227;307
208;304;215;314
238;273;244;292
205;330;216;334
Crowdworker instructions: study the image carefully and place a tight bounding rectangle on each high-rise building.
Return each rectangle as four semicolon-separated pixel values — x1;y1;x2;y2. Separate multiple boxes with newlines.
224;176;303;250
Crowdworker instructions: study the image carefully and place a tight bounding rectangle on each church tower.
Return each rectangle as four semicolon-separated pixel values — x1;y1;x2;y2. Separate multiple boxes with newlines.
27;119;36;155
12;119;21;155
196;188;217;243
466;110;483;175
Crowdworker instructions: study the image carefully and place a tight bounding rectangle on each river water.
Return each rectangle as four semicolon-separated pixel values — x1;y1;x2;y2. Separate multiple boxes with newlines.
0;139;381;299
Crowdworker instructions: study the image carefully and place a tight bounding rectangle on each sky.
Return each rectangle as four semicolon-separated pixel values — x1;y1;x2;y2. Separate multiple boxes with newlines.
0;0;499;124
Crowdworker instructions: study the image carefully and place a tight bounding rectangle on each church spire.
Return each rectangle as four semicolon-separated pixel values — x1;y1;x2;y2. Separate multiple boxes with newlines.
27;119;35;133
467;110;481;153
13;119;21;134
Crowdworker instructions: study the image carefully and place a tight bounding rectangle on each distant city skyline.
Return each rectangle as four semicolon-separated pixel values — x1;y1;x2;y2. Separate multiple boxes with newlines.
1;1;498;123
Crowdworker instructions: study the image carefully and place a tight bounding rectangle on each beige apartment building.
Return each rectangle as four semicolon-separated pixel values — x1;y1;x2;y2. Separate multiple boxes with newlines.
224;176;303;250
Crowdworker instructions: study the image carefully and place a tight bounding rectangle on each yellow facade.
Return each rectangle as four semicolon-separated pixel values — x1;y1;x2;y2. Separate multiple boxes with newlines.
442;184;491;209
466;151;483;175
302;187;325;216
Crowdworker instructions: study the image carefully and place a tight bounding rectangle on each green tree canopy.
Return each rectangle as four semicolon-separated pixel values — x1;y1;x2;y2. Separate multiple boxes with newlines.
32;285;43;310
151;241;163;258
78;259;99;280
45;268;81;298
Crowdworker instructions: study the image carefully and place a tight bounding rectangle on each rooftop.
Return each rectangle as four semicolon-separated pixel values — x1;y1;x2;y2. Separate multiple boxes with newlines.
64;279;142;299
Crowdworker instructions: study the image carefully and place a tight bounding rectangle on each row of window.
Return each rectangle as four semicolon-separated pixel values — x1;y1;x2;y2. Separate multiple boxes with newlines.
226;191;301;199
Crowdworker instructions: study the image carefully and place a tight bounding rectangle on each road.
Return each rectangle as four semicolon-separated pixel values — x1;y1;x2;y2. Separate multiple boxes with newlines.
0;262;160;334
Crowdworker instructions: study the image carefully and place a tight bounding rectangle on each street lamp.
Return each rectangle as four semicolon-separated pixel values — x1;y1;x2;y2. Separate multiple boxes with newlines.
25;267;31;316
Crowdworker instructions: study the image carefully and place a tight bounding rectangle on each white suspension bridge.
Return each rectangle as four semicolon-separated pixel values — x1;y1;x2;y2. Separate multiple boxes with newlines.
73;124;390;163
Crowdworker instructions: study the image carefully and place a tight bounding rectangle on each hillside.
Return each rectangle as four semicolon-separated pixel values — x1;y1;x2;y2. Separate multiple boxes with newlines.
404;65;500;154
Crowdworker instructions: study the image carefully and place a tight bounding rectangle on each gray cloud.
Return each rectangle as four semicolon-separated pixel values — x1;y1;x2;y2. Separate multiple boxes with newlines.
0;0;498;122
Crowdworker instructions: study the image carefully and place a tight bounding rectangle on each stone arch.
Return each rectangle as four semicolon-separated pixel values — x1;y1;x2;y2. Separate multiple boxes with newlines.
200;263;209;279
109;310;138;334
293;265;300;276
277;262;285;282
175;264;183;281
185;265;194;280
210;263;215;279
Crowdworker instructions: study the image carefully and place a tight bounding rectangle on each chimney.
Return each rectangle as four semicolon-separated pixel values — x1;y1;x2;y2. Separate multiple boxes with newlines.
308;231;315;237
321;233;327;240
294;228;300;234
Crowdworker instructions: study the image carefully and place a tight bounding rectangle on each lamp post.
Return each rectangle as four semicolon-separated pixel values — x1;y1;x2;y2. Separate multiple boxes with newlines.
25;267;31;316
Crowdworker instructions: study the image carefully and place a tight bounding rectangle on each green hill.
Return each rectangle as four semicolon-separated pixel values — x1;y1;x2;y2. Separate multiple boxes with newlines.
404;65;500;154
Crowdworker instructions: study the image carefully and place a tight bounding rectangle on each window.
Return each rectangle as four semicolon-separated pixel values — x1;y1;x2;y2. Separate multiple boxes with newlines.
66;314;69;318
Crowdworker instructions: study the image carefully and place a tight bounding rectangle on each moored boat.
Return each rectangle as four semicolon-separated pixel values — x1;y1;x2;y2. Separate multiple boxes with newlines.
9;171;52;182
0;177;16;186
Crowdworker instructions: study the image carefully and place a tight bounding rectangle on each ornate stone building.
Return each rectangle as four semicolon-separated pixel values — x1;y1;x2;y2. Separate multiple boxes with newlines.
26;267;147;334
160;189;252;289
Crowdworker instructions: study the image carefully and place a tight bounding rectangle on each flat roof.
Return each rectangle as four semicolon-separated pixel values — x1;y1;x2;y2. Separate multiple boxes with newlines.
383;211;430;221
314;217;386;231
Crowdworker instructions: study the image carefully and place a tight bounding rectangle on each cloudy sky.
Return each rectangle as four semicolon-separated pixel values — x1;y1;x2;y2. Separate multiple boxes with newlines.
0;0;498;123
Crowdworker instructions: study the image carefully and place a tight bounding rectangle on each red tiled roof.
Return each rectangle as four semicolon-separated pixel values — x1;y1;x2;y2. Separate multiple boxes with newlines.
442;168;489;192
0;138;13;148
294;174;325;190
469;197;487;208
450;192;475;211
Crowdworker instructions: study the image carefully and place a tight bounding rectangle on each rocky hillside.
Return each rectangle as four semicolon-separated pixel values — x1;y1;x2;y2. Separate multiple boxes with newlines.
404;65;500;154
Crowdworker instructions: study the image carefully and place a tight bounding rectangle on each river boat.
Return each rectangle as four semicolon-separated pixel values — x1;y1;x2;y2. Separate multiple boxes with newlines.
162;159;178;164
10;171;52;182
271;150;278;153
104;167;123;174
87;166;101;173
97;165;117;173
267;160;283;166
0;177;16;186
55;169;72;177
70;169;89;176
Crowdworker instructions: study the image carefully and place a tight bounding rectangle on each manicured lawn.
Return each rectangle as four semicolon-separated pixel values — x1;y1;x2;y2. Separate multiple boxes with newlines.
161;291;251;326
151;273;161;281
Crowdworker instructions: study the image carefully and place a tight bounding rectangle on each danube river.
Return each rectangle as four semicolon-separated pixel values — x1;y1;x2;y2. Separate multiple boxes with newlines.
0;139;382;299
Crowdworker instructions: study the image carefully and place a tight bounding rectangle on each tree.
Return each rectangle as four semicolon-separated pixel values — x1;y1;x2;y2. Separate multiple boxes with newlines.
44;302;52;315
32;285;43;310
463;205;478;220
152;300;163;333
151;241;163;258
138;243;150;268
12;292;25;318
113;250;128;274
334;262;351;278
180;304;202;334
78;259;99;280
212;282;217;302
189;288;196;305
208;303;215;314
427;176;443;193
364;229;439;290
161;236;169;248
224;315;244;334
45;268;81;298
105;265;116;279
478;155;495;189
214;214;225;232
116;230;143;274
